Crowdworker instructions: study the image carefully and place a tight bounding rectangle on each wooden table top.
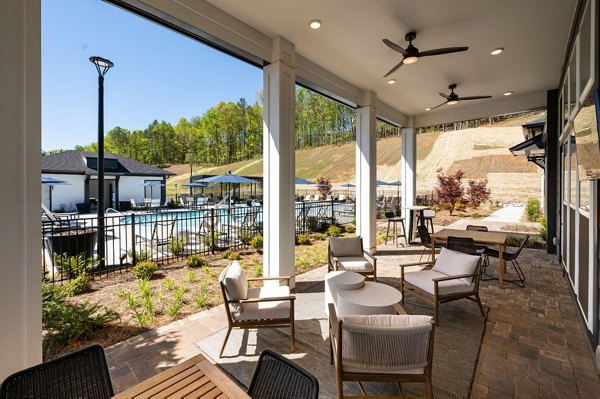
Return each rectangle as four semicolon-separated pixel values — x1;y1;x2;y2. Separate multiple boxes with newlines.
402;205;431;211
113;354;250;399
432;228;508;246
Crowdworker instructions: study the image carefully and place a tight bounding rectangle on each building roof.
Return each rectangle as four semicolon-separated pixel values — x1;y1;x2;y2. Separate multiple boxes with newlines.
509;133;545;169
42;151;175;177
521;117;547;128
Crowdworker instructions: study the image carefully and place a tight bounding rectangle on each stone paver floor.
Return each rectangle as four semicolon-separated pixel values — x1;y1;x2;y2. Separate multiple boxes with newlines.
106;244;600;398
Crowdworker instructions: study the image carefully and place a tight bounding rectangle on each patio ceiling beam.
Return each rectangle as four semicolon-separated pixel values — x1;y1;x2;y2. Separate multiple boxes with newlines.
413;90;547;128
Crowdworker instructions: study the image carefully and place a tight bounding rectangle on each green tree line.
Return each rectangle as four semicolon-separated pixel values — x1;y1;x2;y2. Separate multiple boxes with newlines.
71;87;400;167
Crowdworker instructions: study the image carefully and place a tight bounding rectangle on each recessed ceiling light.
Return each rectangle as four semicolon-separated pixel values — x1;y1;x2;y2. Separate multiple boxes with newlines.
387;79;396;85
491;48;504;55
309;19;321;29
504;91;513;96
425;107;432;111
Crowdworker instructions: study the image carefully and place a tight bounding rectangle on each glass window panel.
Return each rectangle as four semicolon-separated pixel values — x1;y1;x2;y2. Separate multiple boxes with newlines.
570;134;577;205
563;142;569;204
579;2;591;99
563;79;569;124
569;51;577;113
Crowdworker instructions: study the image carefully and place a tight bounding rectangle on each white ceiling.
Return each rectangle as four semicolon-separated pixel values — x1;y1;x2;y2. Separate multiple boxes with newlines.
207;0;577;119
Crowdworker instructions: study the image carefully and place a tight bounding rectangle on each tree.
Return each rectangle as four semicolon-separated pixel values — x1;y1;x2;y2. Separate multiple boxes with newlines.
467;179;491;208
434;169;465;215
316;177;332;198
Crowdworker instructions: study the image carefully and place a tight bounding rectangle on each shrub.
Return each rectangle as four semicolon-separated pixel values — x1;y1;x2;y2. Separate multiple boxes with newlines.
313;233;326;241
525;198;541;222
327;225;342;237
131;261;158;280
238;230;254;245
251;257;263;277
42;283;119;358
250;235;263;249
185;254;208;268
434;169;465;215
62;272;91;296
316;177;332;197
54;253;93;279
344;224;356;233
168;234;186;255
222;249;241;260
466;179;491;208
540;217;547;241
296;234;311;245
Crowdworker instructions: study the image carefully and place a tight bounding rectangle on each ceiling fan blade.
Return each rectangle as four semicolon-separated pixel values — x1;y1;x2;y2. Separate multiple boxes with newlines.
429;102;448;110
382;39;408;56
418;46;469;57
459;95;492;101
383;60;404;77
438;92;451;100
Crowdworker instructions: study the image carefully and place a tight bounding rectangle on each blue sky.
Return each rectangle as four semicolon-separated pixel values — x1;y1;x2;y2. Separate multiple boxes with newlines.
42;0;262;151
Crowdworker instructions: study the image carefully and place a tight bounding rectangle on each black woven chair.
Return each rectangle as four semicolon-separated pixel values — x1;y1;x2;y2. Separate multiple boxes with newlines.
247;349;319;399
0;344;113;399
483;235;529;287
446;236;478;256
417;225;444;261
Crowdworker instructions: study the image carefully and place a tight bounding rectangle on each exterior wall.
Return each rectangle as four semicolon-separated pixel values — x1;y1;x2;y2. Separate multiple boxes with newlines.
0;0;42;379
556;0;598;355
42;174;86;212
119;176;163;203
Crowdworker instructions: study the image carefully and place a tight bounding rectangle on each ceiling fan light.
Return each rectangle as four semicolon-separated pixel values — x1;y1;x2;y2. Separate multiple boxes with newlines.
403;56;418;64
309;19;321;29
447;100;459;105
425;107;432;111
504;91;513;96
387;79;396;84
491;47;504;55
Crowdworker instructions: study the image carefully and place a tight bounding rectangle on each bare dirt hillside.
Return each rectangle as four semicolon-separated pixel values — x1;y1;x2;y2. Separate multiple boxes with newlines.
165;125;542;202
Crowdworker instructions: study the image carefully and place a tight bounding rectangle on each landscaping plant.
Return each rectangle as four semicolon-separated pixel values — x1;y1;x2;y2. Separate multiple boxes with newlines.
250;234;263;249
168;234;186;255
434;169;465;215
185;254;209;268
466;179;491;208
525;197;542;222
327;225;342;237
296;234;311;245
131;261;159;280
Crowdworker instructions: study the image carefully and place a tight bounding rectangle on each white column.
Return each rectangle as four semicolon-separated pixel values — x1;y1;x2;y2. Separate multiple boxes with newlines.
263;37;296;284
355;92;377;254
0;0;42;378
402;127;416;209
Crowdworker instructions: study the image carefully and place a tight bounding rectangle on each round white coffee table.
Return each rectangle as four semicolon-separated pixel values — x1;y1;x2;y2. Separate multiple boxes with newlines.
324;271;365;314
336;281;403;316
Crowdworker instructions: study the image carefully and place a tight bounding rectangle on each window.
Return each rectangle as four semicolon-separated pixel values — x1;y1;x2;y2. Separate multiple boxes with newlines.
569;49;578;114
563;142;569;204
579;1;592;101
570;135;577;205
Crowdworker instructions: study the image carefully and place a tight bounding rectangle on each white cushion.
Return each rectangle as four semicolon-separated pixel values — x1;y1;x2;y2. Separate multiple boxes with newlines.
432;247;479;285
220;261;248;300
329;237;363;257
404;270;474;296
337;257;373;273
233;286;292;322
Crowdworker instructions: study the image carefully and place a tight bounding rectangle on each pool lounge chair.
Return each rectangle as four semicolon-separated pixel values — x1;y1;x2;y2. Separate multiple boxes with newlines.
130;199;146;211
41;203;86;233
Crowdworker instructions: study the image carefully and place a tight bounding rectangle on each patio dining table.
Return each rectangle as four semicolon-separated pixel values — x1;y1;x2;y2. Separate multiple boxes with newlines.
403;205;431;243
431;228;509;289
113;353;250;398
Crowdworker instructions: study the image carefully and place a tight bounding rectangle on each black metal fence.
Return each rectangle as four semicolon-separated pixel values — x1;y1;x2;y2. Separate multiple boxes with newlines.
42;200;355;283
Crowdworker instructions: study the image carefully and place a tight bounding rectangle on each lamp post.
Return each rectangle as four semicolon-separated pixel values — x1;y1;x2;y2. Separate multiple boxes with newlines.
90;56;113;269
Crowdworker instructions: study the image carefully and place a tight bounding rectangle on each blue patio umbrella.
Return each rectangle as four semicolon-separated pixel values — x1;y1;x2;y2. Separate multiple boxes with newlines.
295;177;314;185
340;182;355;196
196;172;259;204
42;176;70;211
141;181;165;199
387;179;402;198
376;180;389;186
183;181;208;196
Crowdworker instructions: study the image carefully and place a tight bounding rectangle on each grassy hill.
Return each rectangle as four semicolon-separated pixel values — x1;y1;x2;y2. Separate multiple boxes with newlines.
166;121;542;202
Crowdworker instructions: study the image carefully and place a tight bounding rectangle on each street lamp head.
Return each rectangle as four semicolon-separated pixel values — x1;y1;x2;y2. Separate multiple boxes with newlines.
89;56;114;76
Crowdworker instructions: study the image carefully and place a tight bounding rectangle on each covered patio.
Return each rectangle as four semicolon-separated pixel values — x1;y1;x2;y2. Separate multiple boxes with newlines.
103;245;600;397
2;0;599;396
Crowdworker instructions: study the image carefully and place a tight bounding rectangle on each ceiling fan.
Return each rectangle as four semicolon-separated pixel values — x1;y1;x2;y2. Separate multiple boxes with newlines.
382;32;468;77
429;84;492;110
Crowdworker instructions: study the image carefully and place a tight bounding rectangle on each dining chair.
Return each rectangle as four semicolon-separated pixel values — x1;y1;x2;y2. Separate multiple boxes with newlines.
483;234;530;287
247;349;319;399
0;344;113;399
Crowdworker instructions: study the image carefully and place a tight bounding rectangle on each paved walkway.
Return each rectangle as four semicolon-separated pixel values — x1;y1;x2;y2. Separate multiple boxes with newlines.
483;204;525;223
105;244;600;398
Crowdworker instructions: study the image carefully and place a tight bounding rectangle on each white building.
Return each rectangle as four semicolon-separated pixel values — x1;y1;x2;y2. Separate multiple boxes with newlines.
42;151;174;212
